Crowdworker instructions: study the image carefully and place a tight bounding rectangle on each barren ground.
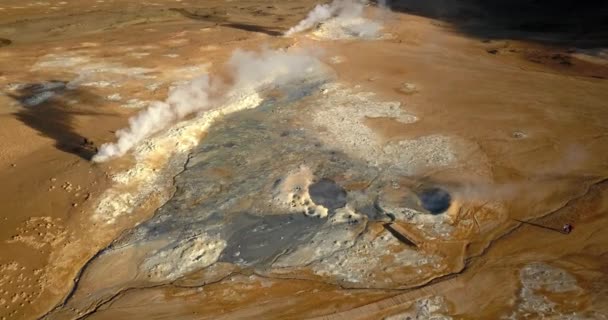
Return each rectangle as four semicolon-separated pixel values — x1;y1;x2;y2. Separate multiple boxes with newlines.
0;1;607;319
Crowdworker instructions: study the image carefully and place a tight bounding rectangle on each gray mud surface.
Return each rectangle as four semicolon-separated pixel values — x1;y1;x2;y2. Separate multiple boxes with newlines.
48;82;470;319
116;86;389;273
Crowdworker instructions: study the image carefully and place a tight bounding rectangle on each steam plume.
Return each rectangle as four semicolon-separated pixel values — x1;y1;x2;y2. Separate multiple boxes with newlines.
92;48;325;162
378;0;389;9
284;0;367;36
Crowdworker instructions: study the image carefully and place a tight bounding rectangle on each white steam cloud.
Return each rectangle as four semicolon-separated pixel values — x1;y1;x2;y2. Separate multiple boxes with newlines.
92;48;326;162
92;76;220;162
228;47;325;90
284;0;368;36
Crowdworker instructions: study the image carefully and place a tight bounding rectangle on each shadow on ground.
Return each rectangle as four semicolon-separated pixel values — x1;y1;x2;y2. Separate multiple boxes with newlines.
7;81;110;160
381;0;608;48
0;38;11;47
169;8;283;36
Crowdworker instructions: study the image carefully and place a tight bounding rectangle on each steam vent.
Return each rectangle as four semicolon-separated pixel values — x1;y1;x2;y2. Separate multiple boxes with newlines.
1;0;608;319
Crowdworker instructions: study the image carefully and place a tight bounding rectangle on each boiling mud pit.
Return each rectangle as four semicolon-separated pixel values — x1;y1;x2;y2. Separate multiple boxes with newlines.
2;0;608;319
46;79;485;318
34;36;608;320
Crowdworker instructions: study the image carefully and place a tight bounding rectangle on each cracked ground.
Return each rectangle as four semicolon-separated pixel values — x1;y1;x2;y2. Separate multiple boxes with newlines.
1;0;608;319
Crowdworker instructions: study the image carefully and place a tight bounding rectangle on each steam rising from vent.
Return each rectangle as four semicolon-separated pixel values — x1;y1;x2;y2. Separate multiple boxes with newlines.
92;48;325;162
228;48;324;90
285;0;367;36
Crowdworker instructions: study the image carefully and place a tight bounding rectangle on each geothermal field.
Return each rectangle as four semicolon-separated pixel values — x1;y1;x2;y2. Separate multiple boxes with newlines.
1;0;608;319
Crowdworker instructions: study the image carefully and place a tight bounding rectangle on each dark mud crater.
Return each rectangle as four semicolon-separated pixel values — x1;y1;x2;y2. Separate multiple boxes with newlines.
418;187;452;214
309;178;348;211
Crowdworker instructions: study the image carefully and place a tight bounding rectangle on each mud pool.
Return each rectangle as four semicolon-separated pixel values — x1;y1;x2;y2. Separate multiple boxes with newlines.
45;77;490;318
1;1;608;319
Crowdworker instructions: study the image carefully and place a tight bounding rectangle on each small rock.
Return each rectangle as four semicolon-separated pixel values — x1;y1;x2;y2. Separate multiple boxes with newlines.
62;182;73;192
399;82;418;95
330;56;345;64
512;131;527;139
121;99;148;109
106;93;122;101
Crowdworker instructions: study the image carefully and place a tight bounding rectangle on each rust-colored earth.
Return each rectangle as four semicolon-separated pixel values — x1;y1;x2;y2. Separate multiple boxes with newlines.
1;1;607;319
